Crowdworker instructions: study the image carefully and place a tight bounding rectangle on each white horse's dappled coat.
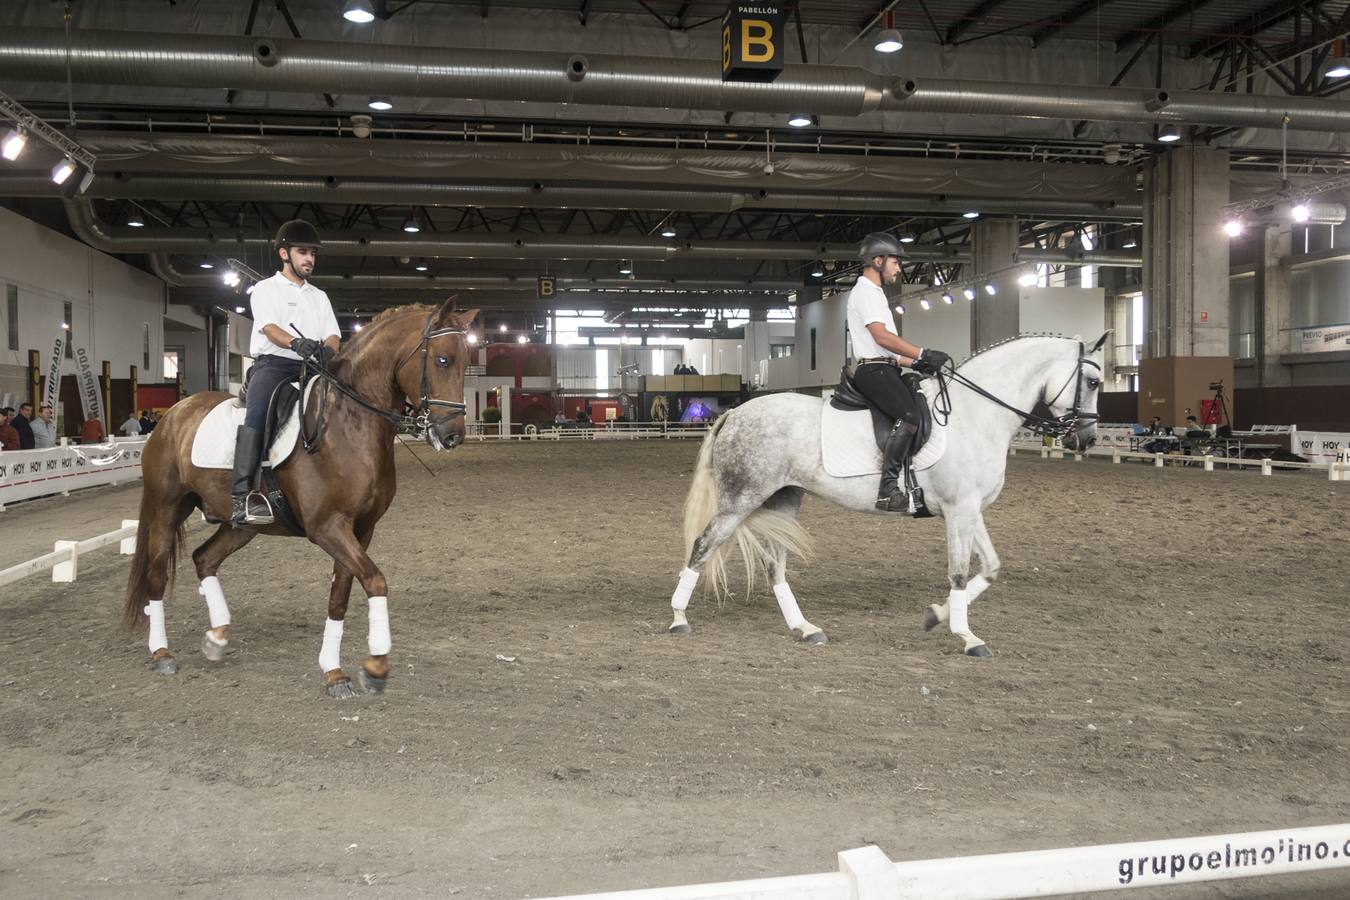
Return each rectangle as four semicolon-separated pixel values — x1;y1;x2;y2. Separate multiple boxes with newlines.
669;334;1107;655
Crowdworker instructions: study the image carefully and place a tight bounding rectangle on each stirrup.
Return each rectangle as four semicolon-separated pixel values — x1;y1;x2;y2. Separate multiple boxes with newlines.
242;491;275;525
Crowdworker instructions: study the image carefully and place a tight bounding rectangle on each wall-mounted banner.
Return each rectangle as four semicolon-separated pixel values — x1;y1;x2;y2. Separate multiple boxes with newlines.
1299;326;1350;354
43;331;64;414
722;3;785;83
74;345;105;427
1296;430;1350;465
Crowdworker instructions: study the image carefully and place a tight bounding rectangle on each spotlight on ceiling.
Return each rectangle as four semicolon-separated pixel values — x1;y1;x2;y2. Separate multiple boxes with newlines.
941;292;953;305
1223;220;1244;237
402;214;420;233
660;224;677;238
962;287;976;301
368;96;393;111
1292;203;1311;223
50;157;75;185
343;0;376;23
809;262;825;278
962;210;980;219
1018;272;1037;287
898;234;915;244
467;333;480;345
1327;57;1350;78
618;260;634;275
1158;124;1181;142
894;304;905;315
984;282;996;295
874;28;904;53
234;306;245;314
199;260;215;270
222;270;240;287
2;129;27;161
353;322;363;332
516;334;528;344
126;212;145;228
415;264;428;272
919;298;931;311
1123;239;1138;249
787;113;813;127
498;324;508;332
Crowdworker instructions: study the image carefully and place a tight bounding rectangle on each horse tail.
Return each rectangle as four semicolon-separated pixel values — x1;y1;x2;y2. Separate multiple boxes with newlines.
682;413;812;602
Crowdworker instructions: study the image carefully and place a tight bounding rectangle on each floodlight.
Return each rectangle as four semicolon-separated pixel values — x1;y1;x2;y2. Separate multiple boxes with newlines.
962;287;976;301
941;292;953;304
1223;220;1244;237
618;260;633;275
962;210;980;219
787;113;812;127
198;260;215;270
874;28;903;53
1327;57;1350;78
984;282;996;295
1292;203;1310;223
898;234;915;244
126;212;145;228
516;334;528;344
50;157;75;185
2;129;26;161
368;96;393;111
343;0;376;23
894;304;905;315
402;214;420;233
919;298;931;311
660;224;677;238
1158;124;1181;142
1018;272;1037;287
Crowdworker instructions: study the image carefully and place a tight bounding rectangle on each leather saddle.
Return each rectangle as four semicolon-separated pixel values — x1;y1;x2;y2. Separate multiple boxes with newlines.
830;364;932;455
236;368;307;536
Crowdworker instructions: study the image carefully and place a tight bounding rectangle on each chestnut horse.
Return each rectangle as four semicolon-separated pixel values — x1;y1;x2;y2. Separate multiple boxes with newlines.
123;299;477;698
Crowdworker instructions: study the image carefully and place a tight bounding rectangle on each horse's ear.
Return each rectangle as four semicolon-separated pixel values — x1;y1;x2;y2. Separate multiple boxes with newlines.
455;308;481;329
433;295;459;327
1090;330;1112;353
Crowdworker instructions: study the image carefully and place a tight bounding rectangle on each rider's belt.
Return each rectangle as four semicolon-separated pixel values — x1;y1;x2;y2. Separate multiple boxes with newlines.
856;357;900;366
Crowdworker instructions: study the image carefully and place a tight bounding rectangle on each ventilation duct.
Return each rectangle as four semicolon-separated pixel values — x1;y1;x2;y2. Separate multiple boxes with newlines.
5;28;1348;131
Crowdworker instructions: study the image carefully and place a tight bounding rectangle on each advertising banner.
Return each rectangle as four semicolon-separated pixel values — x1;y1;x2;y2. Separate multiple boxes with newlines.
1298;326;1350;354
73;345;104;427
43;331;64;413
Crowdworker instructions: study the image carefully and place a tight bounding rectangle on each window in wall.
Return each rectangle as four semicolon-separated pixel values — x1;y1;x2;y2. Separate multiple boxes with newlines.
650;348;664;375
142;323;151;370
163;348;181;380
5;284;16;351
1079;265;1095;288
594;348;608;392
1132;295;1145;356
63;301;73;357
770;343;793;358
809;328;817;371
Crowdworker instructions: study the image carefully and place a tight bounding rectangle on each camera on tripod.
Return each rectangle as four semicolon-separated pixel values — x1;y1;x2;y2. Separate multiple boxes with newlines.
1208;382;1225;392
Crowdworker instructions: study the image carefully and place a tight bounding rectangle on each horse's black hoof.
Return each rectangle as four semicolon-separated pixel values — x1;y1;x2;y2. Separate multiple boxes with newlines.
326;679;357;700
965;643;993;658
358;669;387;695
922;607;941;632
802;631;828;646
149;655;178;676
668;623;691;635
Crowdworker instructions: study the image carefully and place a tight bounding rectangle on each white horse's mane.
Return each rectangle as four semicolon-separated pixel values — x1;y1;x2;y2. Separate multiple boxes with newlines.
959;332;1076;367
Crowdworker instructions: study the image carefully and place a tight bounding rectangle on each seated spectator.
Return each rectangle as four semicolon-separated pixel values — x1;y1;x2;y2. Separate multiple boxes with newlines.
80;417;105;444
120;413;143;437
0;408;19;451
1181;415;1206;436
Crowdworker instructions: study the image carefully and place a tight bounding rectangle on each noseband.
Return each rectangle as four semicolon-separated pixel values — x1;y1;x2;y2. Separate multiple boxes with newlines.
932;341;1100;439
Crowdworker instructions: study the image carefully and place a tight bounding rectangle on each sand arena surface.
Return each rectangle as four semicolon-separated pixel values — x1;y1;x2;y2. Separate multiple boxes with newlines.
2;441;1348;898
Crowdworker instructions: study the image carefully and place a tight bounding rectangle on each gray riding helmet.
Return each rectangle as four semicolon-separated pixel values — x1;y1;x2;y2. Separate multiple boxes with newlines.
858;232;903;268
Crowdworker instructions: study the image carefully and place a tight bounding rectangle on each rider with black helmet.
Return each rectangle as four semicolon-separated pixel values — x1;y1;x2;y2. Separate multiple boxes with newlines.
230;220;340;526
846;232;951;514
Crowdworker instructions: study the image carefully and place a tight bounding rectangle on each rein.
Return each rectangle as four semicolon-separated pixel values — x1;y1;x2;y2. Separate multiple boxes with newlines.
929;342;1101;438
297;312;468;454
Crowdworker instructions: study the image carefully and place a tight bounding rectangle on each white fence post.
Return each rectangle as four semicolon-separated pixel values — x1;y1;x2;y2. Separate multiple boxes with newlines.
1112;449;1121;464
120;519;138;555
838;846;899;900
1261;459;1273;476
1204;455;1214;472
51;540;78;582
1154;454;1164;468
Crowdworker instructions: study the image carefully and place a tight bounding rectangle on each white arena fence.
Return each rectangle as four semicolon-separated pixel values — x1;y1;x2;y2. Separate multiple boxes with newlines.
0;519;138;588
466;421;711;442
542;824;1350;900
0;437;148;511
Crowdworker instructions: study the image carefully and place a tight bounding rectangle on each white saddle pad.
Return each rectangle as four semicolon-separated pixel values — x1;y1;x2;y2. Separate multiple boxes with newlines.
189;377;317;471
820;381;947;478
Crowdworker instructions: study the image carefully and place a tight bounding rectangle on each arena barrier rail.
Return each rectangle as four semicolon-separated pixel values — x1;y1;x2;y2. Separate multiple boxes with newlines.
1008;441;1349;479
0;519;137;588
541;823;1350;900
466;421;712;442
0;437;148;511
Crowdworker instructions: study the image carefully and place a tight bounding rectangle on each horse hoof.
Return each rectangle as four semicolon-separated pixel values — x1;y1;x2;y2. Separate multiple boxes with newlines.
922;607;941;632
668;623;691;636
358;669;387;695
201;634;227;662
148;655;178;676
965;643;993;658
326;679;357;700
802;631;828;646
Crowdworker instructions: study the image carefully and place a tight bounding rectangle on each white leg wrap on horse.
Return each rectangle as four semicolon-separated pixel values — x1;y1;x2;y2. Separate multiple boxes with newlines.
319;617;344;672
966;574;990;604
367;596;391;656
198;576;230;628
947;589;970;635
145;600;168;653
772;582;807;631
670;567;700;611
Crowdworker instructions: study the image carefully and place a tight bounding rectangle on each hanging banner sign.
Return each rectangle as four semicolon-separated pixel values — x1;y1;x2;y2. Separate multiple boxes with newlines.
74;345;105;427
721;3;785;83
1298;326;1350;354
43;332;64;414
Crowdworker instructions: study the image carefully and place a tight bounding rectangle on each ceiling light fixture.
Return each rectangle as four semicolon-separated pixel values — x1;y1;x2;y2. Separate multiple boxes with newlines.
467;333;480;345
1223;220;1244;237
787;113;813;127
234;306;245;314
618;260;634;275
941;292;953;305
342;0;376;23
1123;239;1138;249
962;210;980;219
50;157;75;185
874;28;904;53
368;96;393;111
126;212;145;228
1292;203;1311;223
1018;272;1037;287
898;234;915;244
919;298;931;311
660;223;677;238
415;264;428;272
962;287;976;301
199;260;214;270
517;334;528;344
984;282;996;295
499;324;508;332
894;304;905;315
2;129;26;161
1327;57;1350;78
222;270;240;287
1158;124;1182;142
809;262;825;278
402;213;420;233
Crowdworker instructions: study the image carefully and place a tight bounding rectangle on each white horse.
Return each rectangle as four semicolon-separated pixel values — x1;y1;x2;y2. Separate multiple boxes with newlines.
666;333;1108;657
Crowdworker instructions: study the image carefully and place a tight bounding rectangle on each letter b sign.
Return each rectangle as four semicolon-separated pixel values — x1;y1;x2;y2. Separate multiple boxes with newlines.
537;276;555;299
721;4;784;83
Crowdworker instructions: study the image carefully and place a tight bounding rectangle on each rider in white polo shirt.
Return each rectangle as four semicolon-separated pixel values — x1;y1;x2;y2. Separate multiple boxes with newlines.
846;232;950;515
232;220;340;526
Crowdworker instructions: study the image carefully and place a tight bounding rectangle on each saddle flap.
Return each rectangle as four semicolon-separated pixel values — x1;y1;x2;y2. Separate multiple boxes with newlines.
820;379;946;478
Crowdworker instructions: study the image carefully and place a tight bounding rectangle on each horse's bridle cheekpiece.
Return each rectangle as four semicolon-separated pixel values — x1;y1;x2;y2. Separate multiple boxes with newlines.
299;311;467;452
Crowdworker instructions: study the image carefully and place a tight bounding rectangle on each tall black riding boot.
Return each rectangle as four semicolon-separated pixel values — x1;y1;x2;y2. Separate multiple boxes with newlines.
875;421;921;514
229;425;273;526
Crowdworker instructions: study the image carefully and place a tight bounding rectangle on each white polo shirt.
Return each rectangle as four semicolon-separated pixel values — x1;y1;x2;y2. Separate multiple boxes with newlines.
248;272;340;360
846;276;899;361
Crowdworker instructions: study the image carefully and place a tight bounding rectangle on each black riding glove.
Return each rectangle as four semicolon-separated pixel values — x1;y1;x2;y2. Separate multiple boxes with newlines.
316;344;336;368
289;337;322;360
918;348;951;373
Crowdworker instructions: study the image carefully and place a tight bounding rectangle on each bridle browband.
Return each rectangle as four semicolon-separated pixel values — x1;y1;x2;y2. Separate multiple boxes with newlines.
298;311;468;453
930;341;1101;438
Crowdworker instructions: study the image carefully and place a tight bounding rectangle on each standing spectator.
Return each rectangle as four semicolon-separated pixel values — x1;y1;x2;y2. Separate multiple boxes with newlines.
12;401;35;449
139;409;154;433
120;412;143;437
0;408;19;451
31;404;58;449
80;417;104;444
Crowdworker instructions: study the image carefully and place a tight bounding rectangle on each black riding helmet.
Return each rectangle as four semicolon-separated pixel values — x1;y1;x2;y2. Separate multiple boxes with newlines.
859;232;903;269
275;219;321;277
